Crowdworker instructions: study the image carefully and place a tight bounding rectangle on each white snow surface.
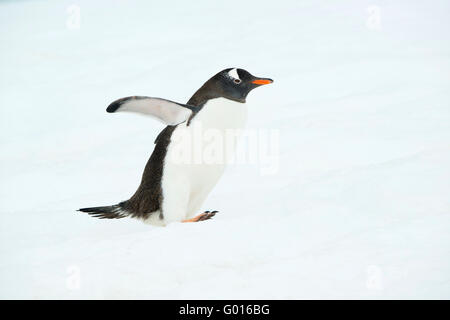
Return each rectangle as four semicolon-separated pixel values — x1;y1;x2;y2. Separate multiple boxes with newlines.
1;0;449;299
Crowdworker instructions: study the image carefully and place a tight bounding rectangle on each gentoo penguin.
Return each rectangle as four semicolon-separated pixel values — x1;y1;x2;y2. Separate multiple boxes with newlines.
79;68;273;226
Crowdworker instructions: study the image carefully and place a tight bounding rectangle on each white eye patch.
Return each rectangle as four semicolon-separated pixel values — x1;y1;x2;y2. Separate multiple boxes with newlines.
228;68;240;80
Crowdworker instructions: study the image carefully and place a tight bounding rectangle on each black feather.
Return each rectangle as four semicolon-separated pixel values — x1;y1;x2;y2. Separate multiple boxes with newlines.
78;204;128;219
106;96;137;113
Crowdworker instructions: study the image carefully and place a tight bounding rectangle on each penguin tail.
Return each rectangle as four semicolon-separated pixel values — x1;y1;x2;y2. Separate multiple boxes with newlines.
78;202;130;219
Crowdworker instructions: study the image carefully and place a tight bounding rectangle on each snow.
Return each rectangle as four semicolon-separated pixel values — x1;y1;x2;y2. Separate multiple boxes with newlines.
1;0;449;299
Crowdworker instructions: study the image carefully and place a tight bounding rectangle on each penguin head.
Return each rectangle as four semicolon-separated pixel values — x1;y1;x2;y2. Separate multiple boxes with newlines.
188;68;273;106
201;68;273;104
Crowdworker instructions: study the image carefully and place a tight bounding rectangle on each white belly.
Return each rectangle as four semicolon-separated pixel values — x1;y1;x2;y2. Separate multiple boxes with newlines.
160;97;247;223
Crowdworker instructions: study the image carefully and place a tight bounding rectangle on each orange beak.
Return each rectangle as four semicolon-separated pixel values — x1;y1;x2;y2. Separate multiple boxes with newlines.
252;78;273;85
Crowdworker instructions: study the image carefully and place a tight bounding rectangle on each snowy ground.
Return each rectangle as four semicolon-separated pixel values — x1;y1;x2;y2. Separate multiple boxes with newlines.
1;0;449;299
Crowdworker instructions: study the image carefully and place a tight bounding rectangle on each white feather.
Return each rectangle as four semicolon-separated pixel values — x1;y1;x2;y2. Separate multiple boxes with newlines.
228;68;240;80
157;97;248;224
113;97;192;125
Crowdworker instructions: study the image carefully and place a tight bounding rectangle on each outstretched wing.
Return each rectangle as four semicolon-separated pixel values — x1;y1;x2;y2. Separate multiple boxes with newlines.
106;96;193;125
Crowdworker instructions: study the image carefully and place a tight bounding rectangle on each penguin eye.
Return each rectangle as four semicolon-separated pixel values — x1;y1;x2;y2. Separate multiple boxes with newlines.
234;79;241;84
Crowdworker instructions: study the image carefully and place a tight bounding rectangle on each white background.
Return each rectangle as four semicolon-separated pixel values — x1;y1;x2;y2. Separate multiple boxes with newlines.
0;0;449;299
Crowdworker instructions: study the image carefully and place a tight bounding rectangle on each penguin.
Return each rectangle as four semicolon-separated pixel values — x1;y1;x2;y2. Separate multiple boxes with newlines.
78;68;273;226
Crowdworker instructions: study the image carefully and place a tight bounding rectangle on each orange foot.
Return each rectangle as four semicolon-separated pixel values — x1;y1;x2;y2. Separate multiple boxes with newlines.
182;211;218;223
